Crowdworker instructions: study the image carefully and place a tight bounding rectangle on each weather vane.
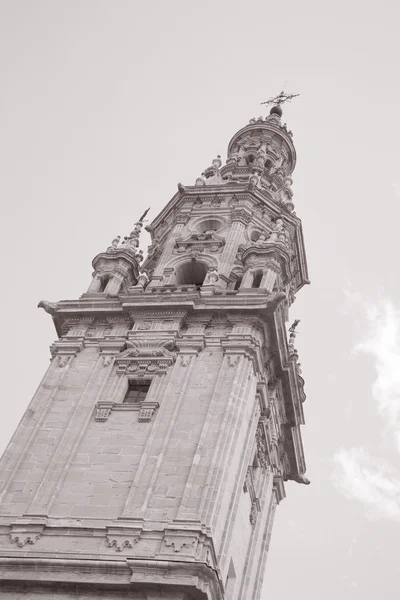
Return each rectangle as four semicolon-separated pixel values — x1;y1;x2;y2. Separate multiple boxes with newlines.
261;90;299;108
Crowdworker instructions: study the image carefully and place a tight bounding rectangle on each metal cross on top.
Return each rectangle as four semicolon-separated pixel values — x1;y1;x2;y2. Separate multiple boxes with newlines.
261;90;299;107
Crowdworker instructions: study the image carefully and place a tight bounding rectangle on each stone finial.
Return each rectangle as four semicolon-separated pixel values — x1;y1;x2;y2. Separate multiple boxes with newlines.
268;217;290;247
38;300;59;315
195;155;227;187
204;267;219;285
212;155;222;169
118;208;151;255
195;172;206;186
135;271;149;289
249;172;261;189
107;235;121;253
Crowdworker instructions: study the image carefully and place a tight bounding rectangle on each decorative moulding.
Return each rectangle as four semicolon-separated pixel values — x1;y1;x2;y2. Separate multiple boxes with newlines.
105;526;141;552
9;523;45;548
115;339;177;376
50;340;84;359
95;401;115;422
138;401;159;422
95;400;159;423
162;531;198;555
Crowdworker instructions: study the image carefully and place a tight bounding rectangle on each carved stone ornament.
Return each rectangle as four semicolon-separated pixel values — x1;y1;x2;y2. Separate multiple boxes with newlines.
9;524;44;548
116;340;176;376
256;423;269;471
95;402;114;422
163;535;197;553
174;230;225;255
174;212;191;225
231;208;252;226
249;498;261;526
195;155;230;187
57;355;71;368
243;466;253;494
106;534;140;552
95;397;159;423
38;300;59;316
102;355;113;367
138;401;159;422
267;217;291;248
180;355;192;367
203;267;220;285
228;355;240;368
9;532;42;548
134;272;150;289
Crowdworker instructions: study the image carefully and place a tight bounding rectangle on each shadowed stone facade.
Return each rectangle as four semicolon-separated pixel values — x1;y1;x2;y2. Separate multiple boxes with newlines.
0;106;310;599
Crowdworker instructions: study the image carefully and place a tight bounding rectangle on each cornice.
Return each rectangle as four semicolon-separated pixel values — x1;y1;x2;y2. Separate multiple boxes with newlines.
0;556;223;600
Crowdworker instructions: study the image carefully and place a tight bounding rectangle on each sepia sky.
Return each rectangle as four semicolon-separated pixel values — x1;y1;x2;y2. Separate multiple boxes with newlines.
1;1;400;598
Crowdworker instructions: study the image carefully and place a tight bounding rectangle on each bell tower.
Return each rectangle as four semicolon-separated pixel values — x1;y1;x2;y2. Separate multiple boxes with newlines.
0;104;310;600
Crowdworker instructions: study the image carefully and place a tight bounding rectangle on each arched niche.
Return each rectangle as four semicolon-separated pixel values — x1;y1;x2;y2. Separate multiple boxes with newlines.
175;260;208;289
194;218;225;234
250;230;262;243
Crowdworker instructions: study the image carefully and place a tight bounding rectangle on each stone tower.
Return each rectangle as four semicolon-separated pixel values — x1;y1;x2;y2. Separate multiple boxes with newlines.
0;105;310;600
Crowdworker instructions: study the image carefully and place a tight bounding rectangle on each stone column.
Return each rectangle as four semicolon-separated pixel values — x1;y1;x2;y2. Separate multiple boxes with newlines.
218;208;251;283
240;268;254;289
105;271;124;295
260;269;277;292
87;273;102;292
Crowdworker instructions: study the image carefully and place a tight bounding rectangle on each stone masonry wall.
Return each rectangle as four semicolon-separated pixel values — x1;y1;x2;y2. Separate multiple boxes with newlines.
0;347;101;516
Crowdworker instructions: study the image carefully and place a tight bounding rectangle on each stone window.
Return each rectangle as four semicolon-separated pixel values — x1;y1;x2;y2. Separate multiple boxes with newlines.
124;382;150;404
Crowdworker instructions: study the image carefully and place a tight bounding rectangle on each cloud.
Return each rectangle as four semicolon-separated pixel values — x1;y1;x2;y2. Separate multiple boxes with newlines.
393;181;400;197
354;299;400;428
333;296;400;520
333;448;400;521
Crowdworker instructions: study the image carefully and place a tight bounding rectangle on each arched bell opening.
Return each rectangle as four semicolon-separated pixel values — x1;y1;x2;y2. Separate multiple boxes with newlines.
99;274;113;293
175;260;208;290
252;272;263;289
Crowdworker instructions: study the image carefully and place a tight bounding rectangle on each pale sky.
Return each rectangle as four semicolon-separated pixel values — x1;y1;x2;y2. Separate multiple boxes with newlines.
1;1;400;598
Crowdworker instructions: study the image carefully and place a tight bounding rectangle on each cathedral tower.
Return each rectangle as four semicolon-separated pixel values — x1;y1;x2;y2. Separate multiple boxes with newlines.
0;104;310;599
